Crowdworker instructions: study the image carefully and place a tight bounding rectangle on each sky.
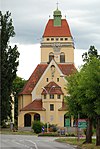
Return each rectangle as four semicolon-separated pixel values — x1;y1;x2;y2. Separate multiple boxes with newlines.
1;0;100;80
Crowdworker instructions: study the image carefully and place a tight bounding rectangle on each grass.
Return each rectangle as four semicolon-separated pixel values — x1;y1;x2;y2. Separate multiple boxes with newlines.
0;128;36;135
56;138;100;149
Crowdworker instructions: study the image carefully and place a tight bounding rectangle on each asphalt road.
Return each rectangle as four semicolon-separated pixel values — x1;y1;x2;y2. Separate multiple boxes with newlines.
0;134;76;149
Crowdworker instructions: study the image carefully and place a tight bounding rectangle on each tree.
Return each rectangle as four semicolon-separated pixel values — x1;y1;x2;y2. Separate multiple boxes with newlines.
82;45;100;63
1;11;20;125
65;46;100;145
78;57;100;145
12;76;27;125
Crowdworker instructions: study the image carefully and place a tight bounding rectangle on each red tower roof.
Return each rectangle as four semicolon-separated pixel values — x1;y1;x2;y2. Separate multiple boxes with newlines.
43;19;72;37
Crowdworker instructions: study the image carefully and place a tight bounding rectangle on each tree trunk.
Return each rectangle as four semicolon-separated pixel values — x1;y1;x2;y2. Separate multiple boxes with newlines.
86;117;93;143
96;116;100;146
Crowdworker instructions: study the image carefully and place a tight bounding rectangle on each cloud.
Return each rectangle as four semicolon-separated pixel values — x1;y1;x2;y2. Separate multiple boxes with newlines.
1;0;100;50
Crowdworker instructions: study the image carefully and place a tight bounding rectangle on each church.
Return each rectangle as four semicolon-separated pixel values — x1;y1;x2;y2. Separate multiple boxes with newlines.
18;7;76;129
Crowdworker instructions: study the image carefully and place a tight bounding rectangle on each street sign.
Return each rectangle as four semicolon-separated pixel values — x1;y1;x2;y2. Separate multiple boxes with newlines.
78;119;87;128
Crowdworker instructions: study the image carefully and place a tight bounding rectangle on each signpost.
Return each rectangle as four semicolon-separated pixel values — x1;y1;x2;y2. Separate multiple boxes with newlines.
78;119;87;129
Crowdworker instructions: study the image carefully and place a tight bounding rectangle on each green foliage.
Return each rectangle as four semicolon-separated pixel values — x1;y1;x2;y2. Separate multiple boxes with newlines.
1;11;20;124
65;72;82;117
12;76;27;122
82;45;100;63
32;121;44;134
65;46;100;145
38;132;59;137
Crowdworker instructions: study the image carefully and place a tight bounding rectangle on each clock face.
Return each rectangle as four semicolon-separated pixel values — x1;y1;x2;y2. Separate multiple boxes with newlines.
53;43;61;53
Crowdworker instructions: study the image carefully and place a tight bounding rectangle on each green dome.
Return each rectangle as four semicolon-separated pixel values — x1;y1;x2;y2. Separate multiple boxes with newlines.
53;8;61;16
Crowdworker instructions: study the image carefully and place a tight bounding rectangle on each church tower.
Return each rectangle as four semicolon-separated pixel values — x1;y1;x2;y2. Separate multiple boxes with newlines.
18;7;76;129
41;7;74;64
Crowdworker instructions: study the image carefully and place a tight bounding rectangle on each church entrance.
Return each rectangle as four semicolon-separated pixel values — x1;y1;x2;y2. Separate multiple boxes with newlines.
24;113;31;127
34;113;40;121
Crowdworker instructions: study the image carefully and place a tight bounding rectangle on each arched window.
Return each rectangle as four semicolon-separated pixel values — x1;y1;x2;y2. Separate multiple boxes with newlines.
60;52;65;63
49;52;54;62
34;113;40;121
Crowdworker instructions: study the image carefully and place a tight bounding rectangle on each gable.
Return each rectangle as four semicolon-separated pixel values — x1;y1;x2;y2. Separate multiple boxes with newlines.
19;60;77;95
19;64;48;95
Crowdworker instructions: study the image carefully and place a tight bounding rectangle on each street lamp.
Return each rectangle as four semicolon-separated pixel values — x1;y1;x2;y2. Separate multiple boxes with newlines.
41;86;55;94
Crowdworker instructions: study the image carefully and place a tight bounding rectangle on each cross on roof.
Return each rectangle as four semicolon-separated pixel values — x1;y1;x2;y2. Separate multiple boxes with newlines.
56;2;59;9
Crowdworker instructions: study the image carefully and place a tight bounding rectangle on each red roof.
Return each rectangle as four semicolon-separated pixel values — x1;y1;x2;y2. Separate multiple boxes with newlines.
19;63;76;95
58;64;76;75
41;81;64;95
21;99;46;111
43;19;72;37
19;64;48;95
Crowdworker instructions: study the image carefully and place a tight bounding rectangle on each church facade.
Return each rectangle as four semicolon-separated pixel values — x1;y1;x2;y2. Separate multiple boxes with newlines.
18;7;76;129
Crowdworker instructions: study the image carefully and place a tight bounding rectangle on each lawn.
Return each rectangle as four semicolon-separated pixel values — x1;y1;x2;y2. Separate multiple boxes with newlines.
56;138;100;149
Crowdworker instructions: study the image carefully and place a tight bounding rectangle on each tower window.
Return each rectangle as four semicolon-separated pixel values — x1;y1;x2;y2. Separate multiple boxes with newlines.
65;38;68;41
56;38;59;41
49;52;54;62
47;38;50;41
60;38;63;41
60;52;65;63
51;38;54;41
50;104;54;111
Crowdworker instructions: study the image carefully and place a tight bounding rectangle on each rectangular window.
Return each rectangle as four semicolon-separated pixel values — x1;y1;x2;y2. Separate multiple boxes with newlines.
51;38;54;41
46;78;49;82
50;94;54;99
57;95;61;99
65;38;68;41
47;38;50;41
60;38;63;41
50;104;54;111
56;38;59;41
44;95;46;99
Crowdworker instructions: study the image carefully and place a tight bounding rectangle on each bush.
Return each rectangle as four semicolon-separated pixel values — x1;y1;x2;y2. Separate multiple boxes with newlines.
38;132;59;137
32;121;44;134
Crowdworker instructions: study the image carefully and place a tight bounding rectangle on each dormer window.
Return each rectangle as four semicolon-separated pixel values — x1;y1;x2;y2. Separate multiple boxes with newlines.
60;52;65;63
50;94;54;99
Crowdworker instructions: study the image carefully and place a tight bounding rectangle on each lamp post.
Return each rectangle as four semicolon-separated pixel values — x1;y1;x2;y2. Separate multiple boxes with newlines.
42;86;55;94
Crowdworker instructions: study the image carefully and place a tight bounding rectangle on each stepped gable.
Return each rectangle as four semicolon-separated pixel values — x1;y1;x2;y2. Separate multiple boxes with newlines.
19;64;48;95
21;99;46;111
41;81;64;95
43;19;72;37
58;64;76;75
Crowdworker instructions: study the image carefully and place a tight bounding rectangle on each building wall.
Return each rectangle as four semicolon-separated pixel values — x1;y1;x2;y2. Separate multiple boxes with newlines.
41;37;74;63
18;95;32;113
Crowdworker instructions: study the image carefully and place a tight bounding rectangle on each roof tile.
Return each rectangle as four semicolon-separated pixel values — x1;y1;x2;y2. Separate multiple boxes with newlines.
21;99;46;111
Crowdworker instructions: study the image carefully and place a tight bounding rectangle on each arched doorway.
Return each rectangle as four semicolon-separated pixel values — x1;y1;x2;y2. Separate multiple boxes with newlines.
34;113;40;121
24;113;31;127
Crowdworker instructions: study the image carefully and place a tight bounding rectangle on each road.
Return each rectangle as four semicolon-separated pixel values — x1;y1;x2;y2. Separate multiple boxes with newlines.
0;134;76;149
